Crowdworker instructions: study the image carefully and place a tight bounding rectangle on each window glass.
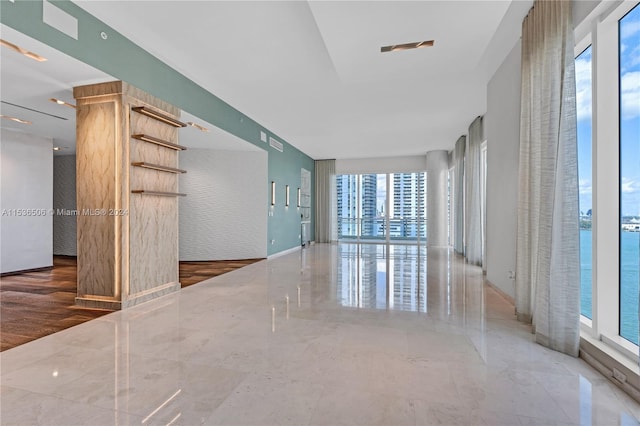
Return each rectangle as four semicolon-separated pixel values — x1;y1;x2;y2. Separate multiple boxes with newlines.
576;45;593;319
619;4;640;344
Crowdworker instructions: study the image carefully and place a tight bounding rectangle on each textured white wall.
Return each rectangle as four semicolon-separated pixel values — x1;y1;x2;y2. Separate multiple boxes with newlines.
53;155;77;256
485;40;521;300
1;129;53;273
179;149;268;260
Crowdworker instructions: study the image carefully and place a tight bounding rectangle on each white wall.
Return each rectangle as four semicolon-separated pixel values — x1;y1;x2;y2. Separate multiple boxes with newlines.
179;149;268;260
53;155;76;256
336;155;426;174
485;41;521;300
1;129;53;273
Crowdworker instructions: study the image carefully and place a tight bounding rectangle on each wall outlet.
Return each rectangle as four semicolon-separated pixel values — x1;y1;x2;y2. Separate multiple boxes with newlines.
508;270;516;280
613;368;627;383
270;240;275;245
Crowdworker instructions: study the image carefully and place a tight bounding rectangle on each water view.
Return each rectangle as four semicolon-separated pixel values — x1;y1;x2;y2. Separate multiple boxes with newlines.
580;229;640;345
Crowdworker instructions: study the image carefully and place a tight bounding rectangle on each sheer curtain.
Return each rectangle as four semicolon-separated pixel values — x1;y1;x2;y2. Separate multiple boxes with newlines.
315;159;336;243
465;116;484;265
453;136;466;254
515;0;580;356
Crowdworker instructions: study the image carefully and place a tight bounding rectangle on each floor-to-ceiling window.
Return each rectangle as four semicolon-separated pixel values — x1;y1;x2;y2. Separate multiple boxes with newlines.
576;44;593;320
580;2;640;360
619;4;640;345
336;174;359;239
337;172;426;242
361;174;386;240
389;172;426;241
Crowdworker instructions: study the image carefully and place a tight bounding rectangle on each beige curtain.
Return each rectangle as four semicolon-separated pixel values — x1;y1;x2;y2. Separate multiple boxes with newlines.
516;0;580;356
315;159;336;243
453;136;466;254
465;116;484;265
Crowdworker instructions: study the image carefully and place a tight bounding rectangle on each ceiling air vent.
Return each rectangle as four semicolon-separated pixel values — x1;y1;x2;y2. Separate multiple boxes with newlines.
269;137;283;152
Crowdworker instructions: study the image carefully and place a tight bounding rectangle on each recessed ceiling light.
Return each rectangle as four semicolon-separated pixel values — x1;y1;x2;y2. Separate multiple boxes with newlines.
0;114;32;125
187;121;209;132
0;39;47;62
49;98;76;109
381;40;434;53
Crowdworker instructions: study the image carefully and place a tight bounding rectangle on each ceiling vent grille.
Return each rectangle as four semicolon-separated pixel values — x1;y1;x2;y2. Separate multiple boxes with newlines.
269;137;283;152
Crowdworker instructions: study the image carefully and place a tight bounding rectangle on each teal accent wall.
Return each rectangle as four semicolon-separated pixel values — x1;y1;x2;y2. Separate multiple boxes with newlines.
268;148;314;255
1;0;314;256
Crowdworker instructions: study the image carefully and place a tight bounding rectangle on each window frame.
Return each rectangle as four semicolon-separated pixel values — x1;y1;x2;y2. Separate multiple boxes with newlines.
577;0;640;361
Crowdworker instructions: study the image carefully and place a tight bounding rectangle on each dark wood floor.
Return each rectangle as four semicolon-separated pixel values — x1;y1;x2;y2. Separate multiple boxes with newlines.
0;256;262;351
179;259;262;287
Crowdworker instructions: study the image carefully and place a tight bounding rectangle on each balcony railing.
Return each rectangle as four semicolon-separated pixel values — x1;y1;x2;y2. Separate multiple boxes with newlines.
338;217;427;240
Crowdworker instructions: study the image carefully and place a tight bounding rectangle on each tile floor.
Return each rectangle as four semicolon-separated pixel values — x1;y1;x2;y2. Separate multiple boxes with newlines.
1;243;639;425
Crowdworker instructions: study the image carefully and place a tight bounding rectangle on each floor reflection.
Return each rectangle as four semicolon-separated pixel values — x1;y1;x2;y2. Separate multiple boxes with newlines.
336;243;428;312
1;243;639;425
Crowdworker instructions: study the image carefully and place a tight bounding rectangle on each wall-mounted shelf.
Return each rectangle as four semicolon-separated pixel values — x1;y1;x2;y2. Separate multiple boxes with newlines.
131;134;187;151
131;190;186;197
132;162;186;174
132;106;186;128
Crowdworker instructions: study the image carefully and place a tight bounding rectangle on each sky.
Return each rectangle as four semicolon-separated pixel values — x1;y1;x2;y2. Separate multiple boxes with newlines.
577;4;640;217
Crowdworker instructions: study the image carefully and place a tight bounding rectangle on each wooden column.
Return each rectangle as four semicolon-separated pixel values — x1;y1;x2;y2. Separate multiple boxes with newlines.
74;81;186;309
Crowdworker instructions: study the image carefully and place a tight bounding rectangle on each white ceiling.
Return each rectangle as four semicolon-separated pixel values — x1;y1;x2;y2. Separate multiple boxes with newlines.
1;1;533;160
74;0;530;160
0;24;259;154
0;25;108;154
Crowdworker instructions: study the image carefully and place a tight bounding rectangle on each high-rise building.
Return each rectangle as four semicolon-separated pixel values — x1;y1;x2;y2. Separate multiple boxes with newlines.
336;175;357;238
361;174;377;237
391;173;426;238
337;174;378;238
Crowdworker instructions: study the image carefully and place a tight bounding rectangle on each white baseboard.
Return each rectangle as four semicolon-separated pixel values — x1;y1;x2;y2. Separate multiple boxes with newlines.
267;245;302;259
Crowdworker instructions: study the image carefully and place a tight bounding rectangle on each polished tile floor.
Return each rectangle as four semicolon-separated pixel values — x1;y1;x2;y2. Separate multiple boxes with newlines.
0;257;262;351
1;243;639;425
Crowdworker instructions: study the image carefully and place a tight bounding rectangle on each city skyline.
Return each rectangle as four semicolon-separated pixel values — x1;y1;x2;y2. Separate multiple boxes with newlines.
337;173;426;239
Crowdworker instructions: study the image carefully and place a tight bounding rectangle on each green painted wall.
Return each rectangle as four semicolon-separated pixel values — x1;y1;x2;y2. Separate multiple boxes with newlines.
1;0;314;256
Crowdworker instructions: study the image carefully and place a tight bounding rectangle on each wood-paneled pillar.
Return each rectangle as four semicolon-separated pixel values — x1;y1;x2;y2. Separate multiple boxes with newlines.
74;81;186;309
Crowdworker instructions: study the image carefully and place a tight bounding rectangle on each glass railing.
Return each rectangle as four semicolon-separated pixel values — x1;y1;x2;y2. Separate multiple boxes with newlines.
337;217;427;241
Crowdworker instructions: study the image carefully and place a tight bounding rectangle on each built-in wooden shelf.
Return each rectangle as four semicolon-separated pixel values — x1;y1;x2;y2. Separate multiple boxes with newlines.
131;134;187;151
131;190;186;197
132;162;187;174
132;106;186;128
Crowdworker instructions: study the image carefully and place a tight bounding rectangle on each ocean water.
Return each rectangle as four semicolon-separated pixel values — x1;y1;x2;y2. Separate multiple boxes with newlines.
580;229;640;345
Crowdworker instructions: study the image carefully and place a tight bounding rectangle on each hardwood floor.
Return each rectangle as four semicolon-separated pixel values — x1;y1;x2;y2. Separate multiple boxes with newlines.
0;256;263;351
179;259;263;287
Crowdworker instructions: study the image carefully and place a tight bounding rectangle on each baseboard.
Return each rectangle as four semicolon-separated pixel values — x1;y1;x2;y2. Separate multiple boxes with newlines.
484;278;516;305
75;281;181;310
267;245;302;259
1;265;53;277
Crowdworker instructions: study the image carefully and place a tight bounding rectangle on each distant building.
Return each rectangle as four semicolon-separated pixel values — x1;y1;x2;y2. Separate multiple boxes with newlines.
622;223;640;232
391;173;426;238
336;174;377;238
